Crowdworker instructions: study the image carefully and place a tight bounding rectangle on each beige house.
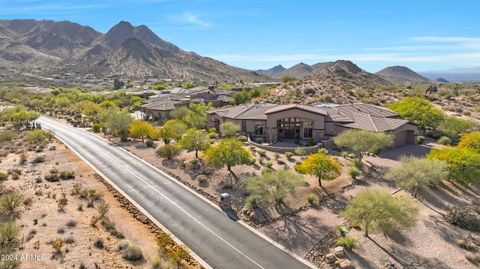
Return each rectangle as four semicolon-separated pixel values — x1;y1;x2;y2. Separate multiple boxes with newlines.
207;103;418;147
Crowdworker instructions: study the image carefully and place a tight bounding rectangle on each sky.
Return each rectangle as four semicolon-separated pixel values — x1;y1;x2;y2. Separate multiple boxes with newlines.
1;0;480;72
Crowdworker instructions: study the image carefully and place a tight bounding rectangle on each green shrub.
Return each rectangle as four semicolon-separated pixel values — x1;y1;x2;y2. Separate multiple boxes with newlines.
285;152;294;159
26;129;50;143
246;195;259;209
273;153;280;160
294;147;306;156
416;135;425;144
0;171;7;181
335;236;358;249
347;153;356;159
348;166;362;180
195;175;208;184
156;144;181;160
0;130;17;142
438;136;452;145
258;150;267;157
91;123;101;133
265;162;273;169
318;148;328;154
121;244;144;261
305;193;318;204
32;155;45;163
341;151;349;158
238;135;248;142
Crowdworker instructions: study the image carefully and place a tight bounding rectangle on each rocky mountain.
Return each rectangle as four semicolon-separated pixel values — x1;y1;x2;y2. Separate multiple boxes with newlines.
376;66;429;83
435;77;449;83
257;61;334;79
265;60;390;104
0;19;266;82
256;64;286;77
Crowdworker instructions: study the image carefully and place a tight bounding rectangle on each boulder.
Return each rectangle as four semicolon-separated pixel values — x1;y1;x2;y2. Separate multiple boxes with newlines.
339;259;355;269
325;253;336;263
334;246;345;257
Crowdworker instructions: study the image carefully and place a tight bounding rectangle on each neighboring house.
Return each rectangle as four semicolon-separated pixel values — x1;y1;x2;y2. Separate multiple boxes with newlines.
139;86;232;121
207;103;418;147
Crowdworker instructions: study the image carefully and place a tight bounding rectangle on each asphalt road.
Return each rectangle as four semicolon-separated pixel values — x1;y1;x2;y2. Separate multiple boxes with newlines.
37;116;313;269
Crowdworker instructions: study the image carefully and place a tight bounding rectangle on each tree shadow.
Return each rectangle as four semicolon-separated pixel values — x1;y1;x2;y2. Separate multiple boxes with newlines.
161;159;178;169
368;234;454;269
347;251;377;269
378;144;435;161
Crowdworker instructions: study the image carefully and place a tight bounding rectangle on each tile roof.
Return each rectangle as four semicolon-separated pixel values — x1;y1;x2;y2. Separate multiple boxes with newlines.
341;112;408;132
209;104;276;120
264;104;327;115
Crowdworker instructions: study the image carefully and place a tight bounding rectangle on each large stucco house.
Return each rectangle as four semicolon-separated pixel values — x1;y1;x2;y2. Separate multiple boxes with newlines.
207;103;418;147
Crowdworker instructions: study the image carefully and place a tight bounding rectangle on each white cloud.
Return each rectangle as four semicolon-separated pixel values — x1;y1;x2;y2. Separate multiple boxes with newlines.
173;12;212;27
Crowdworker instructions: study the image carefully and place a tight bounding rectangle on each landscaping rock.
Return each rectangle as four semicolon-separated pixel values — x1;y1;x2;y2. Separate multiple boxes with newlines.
339;259;355;269
334;246;345;257
325;253;336;263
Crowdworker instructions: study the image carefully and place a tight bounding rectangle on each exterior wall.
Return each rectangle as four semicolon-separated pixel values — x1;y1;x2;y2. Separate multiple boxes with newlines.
141;108;172;122
265;108;325;143
324;122;349;136
391;123;418;146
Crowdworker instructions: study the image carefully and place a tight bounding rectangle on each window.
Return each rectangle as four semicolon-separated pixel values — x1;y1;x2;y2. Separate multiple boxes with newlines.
241;120;247;132
254;123;264;135
304;128;313;138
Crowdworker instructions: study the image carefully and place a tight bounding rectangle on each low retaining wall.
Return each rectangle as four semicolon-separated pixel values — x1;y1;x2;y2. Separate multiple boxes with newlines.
248;139;324;153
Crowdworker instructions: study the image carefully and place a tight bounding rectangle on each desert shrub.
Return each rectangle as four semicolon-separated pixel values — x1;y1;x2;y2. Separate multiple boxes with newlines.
258;150;267;157
44;168;60;182
32;154;45;163
265;162;273;169
416;135;425;144
57;197;68;212
93;238;104;249
443;205;480;232
335;236;358;249
167;246;189;266
156;144;181;160
121;244;144;261
341;151;349;158
65;219;77;228
0;192;24;216
245;195;260;209
438;136;452;145
19;153;27;164
238;135;248;142
318;148;328;154
305;193;318;204
0;171;7;181
51;238;64;253
26;129;50;143
294;147;306;156
348;165;362;180
0;130;17;142
0;221;19;248
285;152;294;159
145;139;155;148
91;123;101;133
8;169;21;180
59;170;75;180
273;153;280;160
195;175;208;184
64;237;75;244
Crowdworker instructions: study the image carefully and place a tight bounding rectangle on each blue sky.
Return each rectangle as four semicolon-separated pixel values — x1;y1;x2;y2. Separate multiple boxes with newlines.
1;0;480;72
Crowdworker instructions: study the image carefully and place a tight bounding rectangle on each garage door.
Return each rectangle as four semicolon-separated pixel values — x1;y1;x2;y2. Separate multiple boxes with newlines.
394;130;415;147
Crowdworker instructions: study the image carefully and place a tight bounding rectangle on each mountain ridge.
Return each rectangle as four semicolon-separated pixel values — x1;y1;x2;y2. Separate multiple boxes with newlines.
0;19;267;82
